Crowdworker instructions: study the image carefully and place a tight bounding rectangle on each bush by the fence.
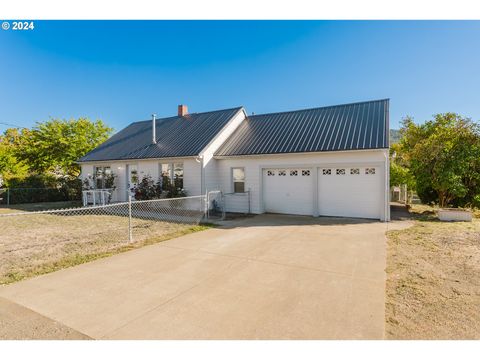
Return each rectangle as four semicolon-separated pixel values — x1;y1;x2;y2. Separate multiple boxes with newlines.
1;174;82;204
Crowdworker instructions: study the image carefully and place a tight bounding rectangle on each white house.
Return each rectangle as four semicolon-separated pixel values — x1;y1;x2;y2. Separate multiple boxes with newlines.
79;99;390;221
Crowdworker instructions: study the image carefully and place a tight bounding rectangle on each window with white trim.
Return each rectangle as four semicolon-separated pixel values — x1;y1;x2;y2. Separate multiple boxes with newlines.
232;167;245;193
94;166;112;189
159;162;183;190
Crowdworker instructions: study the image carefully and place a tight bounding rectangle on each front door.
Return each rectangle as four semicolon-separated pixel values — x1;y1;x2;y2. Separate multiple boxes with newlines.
126;164;138;199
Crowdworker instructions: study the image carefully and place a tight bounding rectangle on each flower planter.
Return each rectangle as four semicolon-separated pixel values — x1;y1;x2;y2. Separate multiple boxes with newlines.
437;208;472;222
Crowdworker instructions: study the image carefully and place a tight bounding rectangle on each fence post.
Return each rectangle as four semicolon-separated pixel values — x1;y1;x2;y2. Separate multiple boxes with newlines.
7;188;10;206
128;194;133;243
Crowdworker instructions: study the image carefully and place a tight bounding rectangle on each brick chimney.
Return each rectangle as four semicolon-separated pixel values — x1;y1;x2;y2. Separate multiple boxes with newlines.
178;104;188;117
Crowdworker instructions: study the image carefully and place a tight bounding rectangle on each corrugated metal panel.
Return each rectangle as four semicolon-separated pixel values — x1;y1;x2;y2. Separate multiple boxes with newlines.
79;107;242;162
214;99;389;157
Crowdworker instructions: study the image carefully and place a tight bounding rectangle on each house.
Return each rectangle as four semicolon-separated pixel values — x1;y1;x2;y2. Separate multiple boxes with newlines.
79;99;390;221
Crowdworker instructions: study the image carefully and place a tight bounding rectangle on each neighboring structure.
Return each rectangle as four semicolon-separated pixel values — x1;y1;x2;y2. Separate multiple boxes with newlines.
79;100;390;221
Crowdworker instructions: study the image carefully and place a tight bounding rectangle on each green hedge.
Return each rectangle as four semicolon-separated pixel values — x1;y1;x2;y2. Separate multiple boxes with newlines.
1;174;82;204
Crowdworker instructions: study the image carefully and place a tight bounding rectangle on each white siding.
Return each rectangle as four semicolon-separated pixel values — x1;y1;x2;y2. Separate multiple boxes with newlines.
200;108;246;194
80;157;202;202
214;150;389;221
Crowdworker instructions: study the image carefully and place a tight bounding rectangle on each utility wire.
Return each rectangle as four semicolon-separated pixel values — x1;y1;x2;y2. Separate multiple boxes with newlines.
0;122;27;129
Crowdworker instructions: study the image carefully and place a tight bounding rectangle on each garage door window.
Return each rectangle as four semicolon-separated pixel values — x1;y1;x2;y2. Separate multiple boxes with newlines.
232;167;245;193
336;168;346;175
350;168;360;175
322;169;331;175
290;170;298;176
365;168;376;175
302;170;310;176
267;170;275;176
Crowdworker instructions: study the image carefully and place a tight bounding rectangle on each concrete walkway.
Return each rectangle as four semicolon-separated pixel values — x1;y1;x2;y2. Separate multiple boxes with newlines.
0;214;405;339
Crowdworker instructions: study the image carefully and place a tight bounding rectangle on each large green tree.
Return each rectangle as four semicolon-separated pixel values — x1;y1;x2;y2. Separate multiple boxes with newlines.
399;113;480;208
0;128;29;184
16;118;113;177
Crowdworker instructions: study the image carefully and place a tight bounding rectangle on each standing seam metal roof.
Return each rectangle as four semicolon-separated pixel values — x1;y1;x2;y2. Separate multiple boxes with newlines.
214;99;389;156
79;107;243;162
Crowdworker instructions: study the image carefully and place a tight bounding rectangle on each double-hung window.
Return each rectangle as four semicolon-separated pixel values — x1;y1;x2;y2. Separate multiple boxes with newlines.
232;167;245;193
94;166;112;189
159;162;184;190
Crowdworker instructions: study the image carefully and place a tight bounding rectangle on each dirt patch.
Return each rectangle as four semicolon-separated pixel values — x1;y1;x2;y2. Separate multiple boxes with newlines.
386;207;480;339
0;210;209;285
0;296;91;340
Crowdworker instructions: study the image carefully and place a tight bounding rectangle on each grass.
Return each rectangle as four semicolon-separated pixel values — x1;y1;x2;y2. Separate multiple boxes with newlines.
0;206;212;285
386;204;480;339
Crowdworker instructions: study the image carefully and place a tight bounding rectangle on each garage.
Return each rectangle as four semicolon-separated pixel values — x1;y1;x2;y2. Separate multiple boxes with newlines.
216;99;390;221
263;168;314;215
318;166;382;219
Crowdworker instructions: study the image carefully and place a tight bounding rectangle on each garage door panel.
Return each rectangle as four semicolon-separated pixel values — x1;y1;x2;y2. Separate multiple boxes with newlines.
263;168;313;216
318;167;381;219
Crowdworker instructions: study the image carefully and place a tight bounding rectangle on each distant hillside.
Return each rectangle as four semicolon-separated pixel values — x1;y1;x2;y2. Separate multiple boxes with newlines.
390;129;401;144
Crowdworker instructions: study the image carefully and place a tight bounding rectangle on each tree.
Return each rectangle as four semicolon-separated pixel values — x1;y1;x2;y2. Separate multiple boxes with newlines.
0;128;29;183
16;118;113;177
399;113;480;208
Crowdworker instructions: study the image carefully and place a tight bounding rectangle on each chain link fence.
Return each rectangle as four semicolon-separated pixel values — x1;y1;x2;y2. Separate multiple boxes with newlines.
0;187;81;205
0;195;206;284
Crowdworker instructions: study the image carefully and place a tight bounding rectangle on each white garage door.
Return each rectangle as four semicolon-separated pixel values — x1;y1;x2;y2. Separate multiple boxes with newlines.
318;166;382;219
263;168;314;215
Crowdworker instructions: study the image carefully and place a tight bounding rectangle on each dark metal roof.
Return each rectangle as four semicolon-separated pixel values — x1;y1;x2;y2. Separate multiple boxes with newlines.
215;99;389;157
79;107;243;162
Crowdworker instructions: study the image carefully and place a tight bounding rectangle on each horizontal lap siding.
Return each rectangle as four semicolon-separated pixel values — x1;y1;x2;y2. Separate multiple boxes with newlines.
80;158;202;201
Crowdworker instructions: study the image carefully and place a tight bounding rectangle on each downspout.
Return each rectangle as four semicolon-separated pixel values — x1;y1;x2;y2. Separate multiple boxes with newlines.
384;150;390;222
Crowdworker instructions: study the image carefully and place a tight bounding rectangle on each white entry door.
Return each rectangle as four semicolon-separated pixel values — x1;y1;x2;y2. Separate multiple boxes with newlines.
263;168;314;215
317;166;382;219
126;164;139;199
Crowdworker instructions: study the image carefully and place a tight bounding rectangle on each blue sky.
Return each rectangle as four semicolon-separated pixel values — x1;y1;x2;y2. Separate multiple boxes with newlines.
0;20;479;132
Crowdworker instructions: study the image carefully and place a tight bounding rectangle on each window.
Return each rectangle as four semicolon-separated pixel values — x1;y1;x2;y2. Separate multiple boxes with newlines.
302;169;310;176
322;169;331;175
232;167;245;193
290;170;298;176
267;170;275;176
350;168;360;175
365;168;376;175
159;163;183;190
159;163;172;189
94;166;112;189
173;163;184;189
278;170;286;176
336;168;346;175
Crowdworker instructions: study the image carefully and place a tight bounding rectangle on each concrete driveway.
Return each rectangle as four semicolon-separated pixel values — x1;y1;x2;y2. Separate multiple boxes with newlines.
0;214;394;339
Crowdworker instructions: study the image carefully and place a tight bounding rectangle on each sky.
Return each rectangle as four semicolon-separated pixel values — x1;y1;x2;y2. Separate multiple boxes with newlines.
0;20;479;132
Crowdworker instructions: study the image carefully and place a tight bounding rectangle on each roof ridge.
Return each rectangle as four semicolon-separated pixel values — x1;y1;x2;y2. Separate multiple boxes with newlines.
249;99;390;119
132;106;243;124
